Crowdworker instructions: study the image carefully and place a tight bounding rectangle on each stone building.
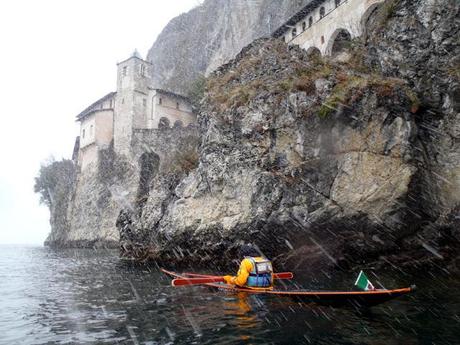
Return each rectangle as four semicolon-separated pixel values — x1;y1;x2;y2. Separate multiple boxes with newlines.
76;92;116;170
273;0;385;56
75;51;195;169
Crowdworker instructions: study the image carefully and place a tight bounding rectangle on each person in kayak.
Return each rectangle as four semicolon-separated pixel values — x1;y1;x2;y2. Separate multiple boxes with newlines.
223;244;273;288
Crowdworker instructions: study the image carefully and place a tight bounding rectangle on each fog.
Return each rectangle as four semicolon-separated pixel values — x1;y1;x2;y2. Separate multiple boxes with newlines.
0;0;201;245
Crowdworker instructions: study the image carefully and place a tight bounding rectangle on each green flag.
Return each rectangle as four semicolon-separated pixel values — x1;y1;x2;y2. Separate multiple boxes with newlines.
354;270;376;291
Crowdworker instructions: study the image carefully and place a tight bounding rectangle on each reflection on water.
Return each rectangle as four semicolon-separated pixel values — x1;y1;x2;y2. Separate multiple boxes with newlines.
0;245;458;344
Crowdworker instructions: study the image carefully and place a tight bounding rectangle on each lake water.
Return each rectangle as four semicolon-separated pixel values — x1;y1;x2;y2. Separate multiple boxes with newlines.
0;245;459;344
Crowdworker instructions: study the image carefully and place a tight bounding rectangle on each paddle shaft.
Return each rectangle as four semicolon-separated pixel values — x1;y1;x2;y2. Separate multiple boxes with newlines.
172;272;293;287
183;272;293;279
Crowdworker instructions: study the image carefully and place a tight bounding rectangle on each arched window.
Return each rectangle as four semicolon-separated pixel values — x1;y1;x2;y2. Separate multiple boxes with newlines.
292;28;297;38
335;0;341;8
82;129;85;139
158;117;170;129
173;120;183;128
176;102;180;109
302;21;306;31
306;47;321;58
158;97;162;105
140;64;146;77
90;125;93;137
309;16;313;27
320;7;325;18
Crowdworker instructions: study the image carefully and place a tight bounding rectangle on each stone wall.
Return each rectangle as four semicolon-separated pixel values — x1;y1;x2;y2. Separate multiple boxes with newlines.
114;57;152;155
131;126;199;165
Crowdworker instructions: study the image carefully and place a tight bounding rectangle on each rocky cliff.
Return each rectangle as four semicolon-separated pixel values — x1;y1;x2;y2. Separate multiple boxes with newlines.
37;0;459;272
147;0;312;94
118;0;460;271
37;127;199;248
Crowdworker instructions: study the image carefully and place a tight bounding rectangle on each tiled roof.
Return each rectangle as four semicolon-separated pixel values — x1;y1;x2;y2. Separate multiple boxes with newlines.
76;92;116;121
272;0;326;38
150;88;191;103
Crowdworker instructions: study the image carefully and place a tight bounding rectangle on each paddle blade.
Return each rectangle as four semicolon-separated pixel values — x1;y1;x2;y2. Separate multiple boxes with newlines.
172;277;225;287
274;272;293;280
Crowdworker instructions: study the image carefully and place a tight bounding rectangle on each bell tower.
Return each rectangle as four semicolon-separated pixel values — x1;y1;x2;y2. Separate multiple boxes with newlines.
114;50;152;156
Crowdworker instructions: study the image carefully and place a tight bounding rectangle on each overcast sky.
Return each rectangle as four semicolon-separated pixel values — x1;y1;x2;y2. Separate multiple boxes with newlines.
0;0;201;245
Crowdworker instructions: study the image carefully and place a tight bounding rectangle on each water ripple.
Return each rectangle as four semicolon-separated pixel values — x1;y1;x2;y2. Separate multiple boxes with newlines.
0;245;459;345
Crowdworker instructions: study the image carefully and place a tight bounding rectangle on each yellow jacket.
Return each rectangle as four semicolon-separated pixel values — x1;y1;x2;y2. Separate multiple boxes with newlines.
223;258;256;287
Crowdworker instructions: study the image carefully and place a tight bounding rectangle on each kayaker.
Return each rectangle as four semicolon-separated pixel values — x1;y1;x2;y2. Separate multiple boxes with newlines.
223;244;273;288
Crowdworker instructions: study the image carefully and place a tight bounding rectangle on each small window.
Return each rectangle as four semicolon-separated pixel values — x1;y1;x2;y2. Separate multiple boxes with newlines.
335;0;341;8
292;28;297;38
90;125;93;136
176;102;180;109
122;66;127;76
309;17;313;27
320;7;325;18
82;129;85;139
110;99;113;108
321;35;325;44
143;98;147;107
122;98;125;104
140;64;146;77
302;21;306;31
158;97;162;105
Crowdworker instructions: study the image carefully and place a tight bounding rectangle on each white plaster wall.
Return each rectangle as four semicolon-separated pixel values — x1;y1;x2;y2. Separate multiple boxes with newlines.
80;144;98;171
95;110;114;148
285;0;385;55
148;91;195;128
80;115;96;148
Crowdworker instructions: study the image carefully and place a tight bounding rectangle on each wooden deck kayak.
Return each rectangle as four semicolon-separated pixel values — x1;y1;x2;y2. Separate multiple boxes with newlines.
161;268;415;307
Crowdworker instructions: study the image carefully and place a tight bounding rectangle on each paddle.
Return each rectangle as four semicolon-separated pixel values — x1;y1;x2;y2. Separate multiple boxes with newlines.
172;272;294;287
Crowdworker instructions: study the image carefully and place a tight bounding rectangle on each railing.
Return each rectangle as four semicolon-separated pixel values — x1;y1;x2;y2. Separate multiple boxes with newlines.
287;0;349;43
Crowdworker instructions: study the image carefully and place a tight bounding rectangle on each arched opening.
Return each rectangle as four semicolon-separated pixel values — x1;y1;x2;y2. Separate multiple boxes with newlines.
306;46;321;59
309;16;313;27
327;28;352;57
302;21;306;31
158;117;170;129
360;2;385;38
173;120;183;128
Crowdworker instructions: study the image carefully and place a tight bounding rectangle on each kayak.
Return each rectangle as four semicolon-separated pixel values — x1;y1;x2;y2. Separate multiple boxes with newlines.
161;268;415;307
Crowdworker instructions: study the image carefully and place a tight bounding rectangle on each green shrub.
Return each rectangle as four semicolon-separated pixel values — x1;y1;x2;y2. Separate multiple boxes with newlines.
187;75;207;108
34;158;76;207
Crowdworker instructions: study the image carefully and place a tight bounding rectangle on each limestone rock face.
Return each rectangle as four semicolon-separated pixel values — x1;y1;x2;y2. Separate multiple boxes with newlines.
42;127;199;249
364;0;460;264
147;0;313;94
119;0;460;271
